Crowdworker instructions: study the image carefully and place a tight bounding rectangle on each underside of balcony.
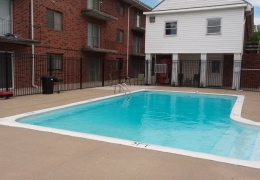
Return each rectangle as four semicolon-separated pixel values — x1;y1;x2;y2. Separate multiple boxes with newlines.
0;36;42;45
82;46;117;54
81;9;118;21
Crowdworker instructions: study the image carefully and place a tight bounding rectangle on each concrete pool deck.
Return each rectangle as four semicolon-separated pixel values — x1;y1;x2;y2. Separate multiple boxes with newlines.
0;86;260;179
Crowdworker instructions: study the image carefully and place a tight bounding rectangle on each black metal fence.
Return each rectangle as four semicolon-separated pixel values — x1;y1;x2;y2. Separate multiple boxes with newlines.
0;53;145;96
1;53;260;97
148;59;260;91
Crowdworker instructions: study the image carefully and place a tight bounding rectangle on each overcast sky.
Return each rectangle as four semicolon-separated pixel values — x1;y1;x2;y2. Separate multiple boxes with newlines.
141;0;260;25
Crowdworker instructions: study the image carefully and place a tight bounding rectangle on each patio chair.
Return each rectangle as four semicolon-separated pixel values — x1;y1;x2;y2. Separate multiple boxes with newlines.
193;74;200;87
134;74;145;86
109;74;118;86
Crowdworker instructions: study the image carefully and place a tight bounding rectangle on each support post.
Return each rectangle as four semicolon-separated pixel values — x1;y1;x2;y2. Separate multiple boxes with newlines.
232;53;242;90
171;53;179;86
200;53;207;87
145;54;152;85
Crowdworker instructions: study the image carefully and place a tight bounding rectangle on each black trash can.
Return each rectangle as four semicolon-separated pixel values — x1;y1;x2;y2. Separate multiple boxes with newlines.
41;76;54;94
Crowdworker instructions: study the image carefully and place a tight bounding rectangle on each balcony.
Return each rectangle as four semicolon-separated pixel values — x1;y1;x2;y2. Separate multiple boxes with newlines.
81;6;118;21
0;18;42;45
130;45;145;57
82;38;117;54
131;19;145;33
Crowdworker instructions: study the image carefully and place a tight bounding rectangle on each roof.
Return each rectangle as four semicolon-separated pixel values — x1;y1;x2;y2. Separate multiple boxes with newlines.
123;0;152;12
152;0;248;12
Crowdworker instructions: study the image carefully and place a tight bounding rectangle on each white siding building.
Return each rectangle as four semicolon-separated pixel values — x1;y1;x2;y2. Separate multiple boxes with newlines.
144;0;254;89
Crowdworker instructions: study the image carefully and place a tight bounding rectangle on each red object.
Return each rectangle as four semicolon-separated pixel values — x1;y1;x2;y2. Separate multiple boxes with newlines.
158;59;172;84
0;91;13;99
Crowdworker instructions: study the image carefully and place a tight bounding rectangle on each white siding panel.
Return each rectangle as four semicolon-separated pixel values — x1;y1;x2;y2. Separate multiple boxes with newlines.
145;8;244;54
154;0;246;11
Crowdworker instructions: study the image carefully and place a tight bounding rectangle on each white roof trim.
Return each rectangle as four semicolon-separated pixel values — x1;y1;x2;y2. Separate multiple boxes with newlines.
144;3;247;15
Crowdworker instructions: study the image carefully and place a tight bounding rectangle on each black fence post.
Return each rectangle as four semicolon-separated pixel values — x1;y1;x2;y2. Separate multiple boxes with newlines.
49;55;52;76
102;59;105;87
179;61;183;87
80;57;83;89
5;52;9;92
198;60;201;88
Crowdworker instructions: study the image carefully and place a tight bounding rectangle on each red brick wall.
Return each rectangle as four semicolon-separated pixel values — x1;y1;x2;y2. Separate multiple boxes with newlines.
241;54;260;89
222;55;234;87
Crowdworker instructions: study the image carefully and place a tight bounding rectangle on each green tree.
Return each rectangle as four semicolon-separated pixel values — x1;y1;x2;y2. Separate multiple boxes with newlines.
249;25;260;42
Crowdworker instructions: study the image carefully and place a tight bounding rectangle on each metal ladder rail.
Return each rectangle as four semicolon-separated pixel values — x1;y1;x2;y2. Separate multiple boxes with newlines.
114;83;132;98
121;83;132;98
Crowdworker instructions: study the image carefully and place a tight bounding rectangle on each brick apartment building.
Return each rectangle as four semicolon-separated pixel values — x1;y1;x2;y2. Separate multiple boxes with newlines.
0;0;151;94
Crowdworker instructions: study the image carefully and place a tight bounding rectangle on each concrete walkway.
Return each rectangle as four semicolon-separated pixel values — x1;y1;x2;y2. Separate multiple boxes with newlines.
0;86;260;180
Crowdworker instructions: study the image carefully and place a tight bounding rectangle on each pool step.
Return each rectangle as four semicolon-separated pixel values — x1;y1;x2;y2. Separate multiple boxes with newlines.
211;128;240;156
228;130;258;160
249;132;260;161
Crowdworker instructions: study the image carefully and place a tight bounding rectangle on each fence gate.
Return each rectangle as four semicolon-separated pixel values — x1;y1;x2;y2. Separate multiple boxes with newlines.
178;60;200;87
240;60;260;92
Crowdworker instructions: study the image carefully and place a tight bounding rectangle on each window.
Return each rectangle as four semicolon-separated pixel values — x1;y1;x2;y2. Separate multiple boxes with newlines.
0;0;12;35
207;18;221;34
134;36;141;53
88;0;100;10
0;52;13;89
88;23;100;48
117;1;124;15
116;58;123;71
212;61;220;73
135;11;141;27
165;22;177;35
116;30;123;43
47;9;62;31
149;16;155;23
47;54;63;71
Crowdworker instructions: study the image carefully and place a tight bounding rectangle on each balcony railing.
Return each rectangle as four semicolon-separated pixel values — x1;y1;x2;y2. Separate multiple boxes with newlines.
82;37;117;54
0;18;42;45
81;5;118;21
131;18;145;33
245;41;260;54
130;45;145;57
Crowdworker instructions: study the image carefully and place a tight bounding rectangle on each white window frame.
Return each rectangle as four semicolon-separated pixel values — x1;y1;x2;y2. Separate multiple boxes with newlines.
47;9;63;31
135;10;141;27
88;0;100;11
0;0;13;36
88;23;100;48
47;54;63;72
116;29;123;43
134;36;141;53
0;51;14;90
206;18;222;35
165;21;178;36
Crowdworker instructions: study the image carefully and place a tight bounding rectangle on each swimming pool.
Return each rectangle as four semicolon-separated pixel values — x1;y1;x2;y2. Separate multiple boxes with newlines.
1;90;260;168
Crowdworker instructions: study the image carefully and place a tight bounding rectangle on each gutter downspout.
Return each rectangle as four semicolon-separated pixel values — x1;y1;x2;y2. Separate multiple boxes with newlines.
127;1;141;76
31;0;38;88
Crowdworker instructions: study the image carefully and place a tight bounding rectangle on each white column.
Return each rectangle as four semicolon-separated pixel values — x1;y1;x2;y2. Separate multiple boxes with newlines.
171;53;179;86
232;53;242;90
200;53;207;87
145;54;152;85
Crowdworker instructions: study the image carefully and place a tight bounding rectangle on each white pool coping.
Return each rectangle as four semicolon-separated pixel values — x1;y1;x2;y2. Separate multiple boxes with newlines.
1;89;260;169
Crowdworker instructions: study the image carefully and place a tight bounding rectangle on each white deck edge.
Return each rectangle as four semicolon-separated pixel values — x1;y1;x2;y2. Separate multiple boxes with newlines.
0;89;260;169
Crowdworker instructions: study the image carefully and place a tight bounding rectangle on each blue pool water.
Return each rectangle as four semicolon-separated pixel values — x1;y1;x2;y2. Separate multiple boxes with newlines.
18;91;260;161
